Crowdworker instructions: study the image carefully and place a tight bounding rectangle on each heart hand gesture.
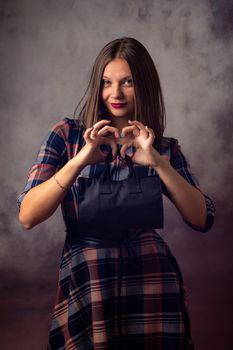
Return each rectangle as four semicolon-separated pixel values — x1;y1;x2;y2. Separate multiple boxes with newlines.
119;120;163;168
75;120;119;167
76;119;164;169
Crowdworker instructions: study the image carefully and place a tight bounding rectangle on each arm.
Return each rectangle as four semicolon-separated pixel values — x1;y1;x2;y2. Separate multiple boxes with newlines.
158;138;215;232
18;118;86;230
154;154;207;229
19;157;85;230
121;121;215;232
18;119;119;230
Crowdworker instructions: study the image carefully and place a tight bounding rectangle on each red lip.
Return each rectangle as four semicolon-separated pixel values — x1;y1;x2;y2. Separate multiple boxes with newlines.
110;103;127;109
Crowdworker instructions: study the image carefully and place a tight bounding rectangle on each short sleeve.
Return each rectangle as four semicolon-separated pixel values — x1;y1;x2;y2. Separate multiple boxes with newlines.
17;119;68;210
163;138;215;232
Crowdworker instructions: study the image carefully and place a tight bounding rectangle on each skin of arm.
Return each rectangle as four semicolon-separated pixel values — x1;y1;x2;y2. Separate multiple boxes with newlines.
19;156;86;230
151;148;207;229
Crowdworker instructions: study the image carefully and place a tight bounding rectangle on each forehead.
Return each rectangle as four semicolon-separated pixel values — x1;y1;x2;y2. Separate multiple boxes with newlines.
102;58;132;77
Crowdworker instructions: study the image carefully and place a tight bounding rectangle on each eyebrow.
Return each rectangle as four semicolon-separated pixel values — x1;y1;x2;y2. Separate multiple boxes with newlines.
102;75;133;80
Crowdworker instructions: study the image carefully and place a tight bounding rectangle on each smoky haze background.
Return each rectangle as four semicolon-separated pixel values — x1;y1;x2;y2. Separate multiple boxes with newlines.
0;0;232;349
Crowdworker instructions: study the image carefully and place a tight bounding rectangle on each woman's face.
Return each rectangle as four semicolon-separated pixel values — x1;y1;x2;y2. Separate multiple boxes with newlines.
101;58;135;123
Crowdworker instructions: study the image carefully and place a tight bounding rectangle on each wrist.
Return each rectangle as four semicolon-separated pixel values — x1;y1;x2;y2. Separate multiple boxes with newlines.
151;153;171;171
68;156;86;173
147;147;165;168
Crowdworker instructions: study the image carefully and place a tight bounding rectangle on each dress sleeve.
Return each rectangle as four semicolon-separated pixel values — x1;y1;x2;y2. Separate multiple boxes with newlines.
17;119;68;210
163;138;215;232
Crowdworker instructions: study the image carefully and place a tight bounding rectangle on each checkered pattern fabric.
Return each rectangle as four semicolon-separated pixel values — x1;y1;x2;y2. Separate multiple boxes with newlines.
17;118;215;349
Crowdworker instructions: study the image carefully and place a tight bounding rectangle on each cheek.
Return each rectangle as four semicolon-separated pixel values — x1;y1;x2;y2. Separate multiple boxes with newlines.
129;89;135;100
130;92;135;104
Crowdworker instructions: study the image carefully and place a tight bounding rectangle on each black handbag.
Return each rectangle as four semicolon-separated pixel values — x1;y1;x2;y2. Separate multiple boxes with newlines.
74;154;164;239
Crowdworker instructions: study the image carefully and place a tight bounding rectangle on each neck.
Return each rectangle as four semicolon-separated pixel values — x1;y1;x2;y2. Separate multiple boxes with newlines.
109;116;130;133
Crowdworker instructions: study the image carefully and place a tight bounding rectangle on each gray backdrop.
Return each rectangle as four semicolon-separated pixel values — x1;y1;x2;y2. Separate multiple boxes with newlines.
0;0;232;349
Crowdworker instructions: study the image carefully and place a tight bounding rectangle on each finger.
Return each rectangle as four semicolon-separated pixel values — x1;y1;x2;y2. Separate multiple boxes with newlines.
92;119;111;132
132;127;140;137
146;126;155;144
92;120;112;138
84;127;94;140
120;143;132;158
145;126;154;136
141;125;150;140
90;129;97;139
109;139;117;158
128;120;147;138
97;125;120;138
121;125;136;137
128;120;146;131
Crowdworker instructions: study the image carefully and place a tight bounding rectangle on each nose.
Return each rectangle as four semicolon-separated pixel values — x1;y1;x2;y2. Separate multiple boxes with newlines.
111;83;124;99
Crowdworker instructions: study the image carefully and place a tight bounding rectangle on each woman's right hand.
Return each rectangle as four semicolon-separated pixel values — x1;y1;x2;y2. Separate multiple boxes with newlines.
19;119;120;229
74;119;120;167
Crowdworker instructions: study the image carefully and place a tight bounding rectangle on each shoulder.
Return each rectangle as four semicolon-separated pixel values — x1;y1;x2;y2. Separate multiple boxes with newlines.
46;117;85;143
49;116;85;136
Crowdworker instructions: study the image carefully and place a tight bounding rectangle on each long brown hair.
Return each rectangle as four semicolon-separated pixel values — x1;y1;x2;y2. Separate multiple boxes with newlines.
74;37;166;146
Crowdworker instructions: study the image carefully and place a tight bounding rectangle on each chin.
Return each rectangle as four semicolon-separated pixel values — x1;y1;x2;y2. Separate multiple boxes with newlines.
110;109;132;117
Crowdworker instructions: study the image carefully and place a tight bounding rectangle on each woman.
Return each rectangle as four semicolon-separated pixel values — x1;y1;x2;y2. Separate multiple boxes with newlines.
18;37;215;349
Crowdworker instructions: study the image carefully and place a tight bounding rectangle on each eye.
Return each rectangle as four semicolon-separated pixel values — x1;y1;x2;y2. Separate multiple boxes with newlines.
122;78;133;86
101;79;111;87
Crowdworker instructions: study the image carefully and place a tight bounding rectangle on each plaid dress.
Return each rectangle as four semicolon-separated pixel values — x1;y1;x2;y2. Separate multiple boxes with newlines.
17;118;215;350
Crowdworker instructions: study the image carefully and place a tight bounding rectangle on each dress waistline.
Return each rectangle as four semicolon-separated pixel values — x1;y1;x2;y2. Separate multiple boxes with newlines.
65;228;144;247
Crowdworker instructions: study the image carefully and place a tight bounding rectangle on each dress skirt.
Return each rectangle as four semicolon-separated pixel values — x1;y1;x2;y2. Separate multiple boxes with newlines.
47;230;193;350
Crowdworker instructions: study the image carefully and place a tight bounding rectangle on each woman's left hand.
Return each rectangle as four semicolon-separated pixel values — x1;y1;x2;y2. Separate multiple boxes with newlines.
120;120;163;167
